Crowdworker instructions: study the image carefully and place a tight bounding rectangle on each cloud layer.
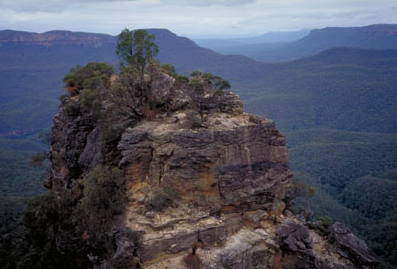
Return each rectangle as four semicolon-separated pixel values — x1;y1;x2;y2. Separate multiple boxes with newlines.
1;0;397;38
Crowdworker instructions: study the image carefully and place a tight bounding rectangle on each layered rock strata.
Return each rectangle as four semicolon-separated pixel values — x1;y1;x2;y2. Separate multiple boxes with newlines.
48;67;379;268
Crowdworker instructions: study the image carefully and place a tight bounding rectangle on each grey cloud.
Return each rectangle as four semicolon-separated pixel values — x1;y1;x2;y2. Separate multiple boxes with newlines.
160;0;257;6
1;0;397;37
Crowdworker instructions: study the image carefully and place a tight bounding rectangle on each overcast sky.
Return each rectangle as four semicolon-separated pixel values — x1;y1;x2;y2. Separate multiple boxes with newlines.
1;0;397;38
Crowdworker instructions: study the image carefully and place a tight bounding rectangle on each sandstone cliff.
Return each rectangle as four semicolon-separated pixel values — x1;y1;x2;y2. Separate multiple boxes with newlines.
48;64;379;268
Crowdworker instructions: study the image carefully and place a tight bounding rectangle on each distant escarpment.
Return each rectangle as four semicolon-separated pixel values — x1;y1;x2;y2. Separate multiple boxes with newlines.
0;30;115;47
45;61;379;268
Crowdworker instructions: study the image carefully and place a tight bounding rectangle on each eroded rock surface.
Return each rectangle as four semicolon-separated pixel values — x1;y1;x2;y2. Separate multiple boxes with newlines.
330;222;380;267
48;66;379;268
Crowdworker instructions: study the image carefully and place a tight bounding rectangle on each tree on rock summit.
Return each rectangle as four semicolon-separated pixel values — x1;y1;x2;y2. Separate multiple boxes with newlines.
116;28;159;88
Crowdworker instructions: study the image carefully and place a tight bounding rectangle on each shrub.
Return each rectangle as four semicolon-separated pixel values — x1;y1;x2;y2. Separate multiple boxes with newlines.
185;111;202;129
249;115;262;124
190;70;203;77
59;94;69;104
80;88;102;120
161;63;177;78
316;215;333;235
64;101;81;117
125;228;142;247
74;165;125;254
214;77;231;91
29;152;50;168
286;180;316;207
146;187;180;212
102;122;126;144
63;62;115;94
189;78;205;95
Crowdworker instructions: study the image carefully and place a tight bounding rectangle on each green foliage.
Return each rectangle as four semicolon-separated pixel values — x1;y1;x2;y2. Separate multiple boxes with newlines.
28;151;49;168
102;122;127;144
74;165;125;255
16;194;75;269
340;176;397;220
59;94;69;103
161;63;177;78
116;28;159;87
38;129;52;145
190;70;203;77
146;187;180;212
80;88;101;119
64;101;81;117
175;75;189;86
63;62;114;93
364;221;397;267
63;62;115;120
214;77;231;91
0;164;127;268
189;77;205;95
316;215;333;235
248;115;262;124
0;136;46;199
288;129;397;267
23;194;59;249
188;71;230;96
286;179;316;206
306;215;333;236
125;228;142;247
287;129;397;194
240;48;397;133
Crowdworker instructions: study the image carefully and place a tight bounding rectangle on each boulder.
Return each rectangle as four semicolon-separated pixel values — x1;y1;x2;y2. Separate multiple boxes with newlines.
330;222;380;266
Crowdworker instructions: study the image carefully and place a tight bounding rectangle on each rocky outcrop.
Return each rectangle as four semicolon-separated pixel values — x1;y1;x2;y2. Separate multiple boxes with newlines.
330;222;380;267
48;66;379;268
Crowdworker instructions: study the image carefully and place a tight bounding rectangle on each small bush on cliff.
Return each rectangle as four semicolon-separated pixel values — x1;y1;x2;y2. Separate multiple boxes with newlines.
74;165;125;256
174;74;189;87
63;62;114;94
286;180;316;207
146;187;180;212
185;111;202;129
29;151;50;168
309;215;333;236
188;70;232;120
63;62;115;120
64;101;81;117
161;63;177;78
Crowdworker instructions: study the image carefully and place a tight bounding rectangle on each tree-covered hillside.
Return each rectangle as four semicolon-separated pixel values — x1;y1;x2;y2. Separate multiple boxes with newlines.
287;128;397;266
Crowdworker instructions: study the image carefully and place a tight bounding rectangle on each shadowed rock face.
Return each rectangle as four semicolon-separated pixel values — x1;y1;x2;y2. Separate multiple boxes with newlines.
48;66;379;268
330;222;380;267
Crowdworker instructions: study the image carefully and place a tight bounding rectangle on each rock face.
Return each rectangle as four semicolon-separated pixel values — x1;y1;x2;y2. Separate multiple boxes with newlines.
330;222;380;267
48;66;379;268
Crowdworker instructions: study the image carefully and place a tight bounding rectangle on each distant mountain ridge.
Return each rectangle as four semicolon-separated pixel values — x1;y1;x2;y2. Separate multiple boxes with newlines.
208;24;397;62
194;29;311;48
284;24;397;55
0;29;115;47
